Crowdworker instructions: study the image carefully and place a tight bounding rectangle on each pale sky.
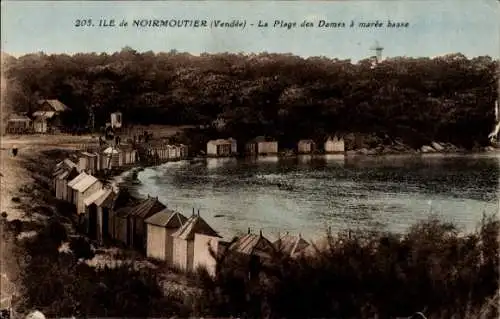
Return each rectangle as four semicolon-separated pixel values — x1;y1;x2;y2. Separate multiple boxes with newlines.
1;0;499;61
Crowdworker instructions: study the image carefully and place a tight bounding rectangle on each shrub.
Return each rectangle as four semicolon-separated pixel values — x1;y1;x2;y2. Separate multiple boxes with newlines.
69;236;95;260
198;216;500;319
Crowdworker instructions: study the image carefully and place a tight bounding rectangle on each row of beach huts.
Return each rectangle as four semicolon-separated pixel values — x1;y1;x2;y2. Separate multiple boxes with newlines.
53;147;314;276
206;135;345;157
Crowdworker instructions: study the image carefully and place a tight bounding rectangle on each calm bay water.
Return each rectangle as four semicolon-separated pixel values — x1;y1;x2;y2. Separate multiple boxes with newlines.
135;154;500;241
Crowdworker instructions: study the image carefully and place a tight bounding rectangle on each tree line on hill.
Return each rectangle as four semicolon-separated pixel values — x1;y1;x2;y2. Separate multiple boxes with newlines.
1;49;498;148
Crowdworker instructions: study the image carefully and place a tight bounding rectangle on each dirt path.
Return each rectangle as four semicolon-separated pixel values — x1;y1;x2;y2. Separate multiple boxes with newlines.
0;134;96;311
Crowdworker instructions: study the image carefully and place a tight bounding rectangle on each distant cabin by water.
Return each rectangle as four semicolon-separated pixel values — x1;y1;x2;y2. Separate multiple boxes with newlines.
297;139;316;154
207;138;237;157
324;135;345;153
246;136;279;155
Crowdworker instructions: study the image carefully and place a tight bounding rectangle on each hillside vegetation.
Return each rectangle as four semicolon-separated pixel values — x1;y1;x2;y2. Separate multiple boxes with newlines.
2;49;498;148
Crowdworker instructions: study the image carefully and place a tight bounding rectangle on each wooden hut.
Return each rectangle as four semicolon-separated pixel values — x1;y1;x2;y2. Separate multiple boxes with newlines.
172;211;222;274
324;135;345;153
54;166;80;201
83;187;117;241
145;209;188;263
53;159;79;190
273;233;311;258
78;152;99;174
67;172;89;204
297;139;316;154
206;139;234;157
119;147;137;166
113;207;132;245
32;99;70;133
246;137;278;155
167;145;178;159
228;229;276;261
68;173;102;216
125;197;167;251
102;146;122;169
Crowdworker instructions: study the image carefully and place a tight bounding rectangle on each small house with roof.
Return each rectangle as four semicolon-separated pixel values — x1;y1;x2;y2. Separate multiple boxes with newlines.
5;113;32;134
67;172;89;204
53;159;79;196
120;146;137;166
324;135;345;153
228;229;276;260
78;152;99;174
297;139;316;154
32;99;71;133
145;209;188;263
273;233;311;258
83;187;117;242
246;136;278;155
110;111;122;129
102;146;123;169
54;165;80;201
113;206;132;245
125;196;167;251
68;172;103;216
172;211;222;274
207;139;236;157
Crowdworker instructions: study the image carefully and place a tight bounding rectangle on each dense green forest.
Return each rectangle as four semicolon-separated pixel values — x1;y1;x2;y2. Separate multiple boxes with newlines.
2;48;498;148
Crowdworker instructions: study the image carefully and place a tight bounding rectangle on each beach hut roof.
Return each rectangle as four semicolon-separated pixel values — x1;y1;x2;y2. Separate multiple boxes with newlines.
172;214;221;240
274;234;310;256
83;188;108;207
54;159;78;173
145;209;188;228
55;170;70;180
115;206;132;218
55;167;78;180
81;151;98;157
103;147;120;154
229;232;275;257
8;113;31;122
71;174;99;192
127;197;166;219
67;172;89;187
94;188;117;207
298;139;315;144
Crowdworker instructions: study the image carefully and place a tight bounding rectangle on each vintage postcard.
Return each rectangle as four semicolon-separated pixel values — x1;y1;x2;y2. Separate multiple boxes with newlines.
1;0;499;318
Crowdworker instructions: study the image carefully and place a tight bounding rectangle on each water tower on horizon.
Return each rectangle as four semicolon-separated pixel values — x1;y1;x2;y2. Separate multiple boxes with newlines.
370;41;384;64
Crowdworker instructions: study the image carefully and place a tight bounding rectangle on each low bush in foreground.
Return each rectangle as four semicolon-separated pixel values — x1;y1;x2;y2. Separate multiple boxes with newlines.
197;215;499;319
4;215;498;318
6;218;189;318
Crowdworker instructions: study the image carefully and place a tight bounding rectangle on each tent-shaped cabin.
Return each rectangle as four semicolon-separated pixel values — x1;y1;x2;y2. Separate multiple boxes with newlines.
172;212;222;274
273;233;311;258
